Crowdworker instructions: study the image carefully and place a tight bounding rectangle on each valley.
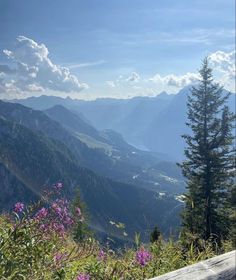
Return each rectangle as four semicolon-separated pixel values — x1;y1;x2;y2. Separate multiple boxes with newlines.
0;99;184;242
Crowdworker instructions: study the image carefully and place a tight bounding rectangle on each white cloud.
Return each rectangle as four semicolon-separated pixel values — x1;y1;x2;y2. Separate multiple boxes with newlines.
149;72;200;88
209;50;235;80
126;72;140;82
105;72;141;89
148;50;235;91
0;36;88;96
104;70;200;98
67;60;106;69
102;49;235;99
106;80;116;88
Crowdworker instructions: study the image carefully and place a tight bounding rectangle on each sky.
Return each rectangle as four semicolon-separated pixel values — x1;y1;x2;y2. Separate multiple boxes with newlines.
0;0;235;100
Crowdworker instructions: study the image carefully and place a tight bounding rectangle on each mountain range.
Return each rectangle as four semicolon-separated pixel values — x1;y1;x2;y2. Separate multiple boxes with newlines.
16;87;235;160
0;100;184;243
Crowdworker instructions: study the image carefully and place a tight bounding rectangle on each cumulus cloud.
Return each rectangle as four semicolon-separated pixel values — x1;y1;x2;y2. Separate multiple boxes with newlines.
209;50;235;80
106;80;116;88
148;50;235;91
149;72;200;87
126;72;140;82
105;72;141;89
103;50;235;97
0;36;87;96
104;70;200;97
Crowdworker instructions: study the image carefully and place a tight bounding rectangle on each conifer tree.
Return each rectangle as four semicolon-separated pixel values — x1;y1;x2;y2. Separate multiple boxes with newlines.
150;226;161;243
179;58;235;243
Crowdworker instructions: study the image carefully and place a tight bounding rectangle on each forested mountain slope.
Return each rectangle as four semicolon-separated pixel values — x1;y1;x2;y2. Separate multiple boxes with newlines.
0;117;182;240
0;101;184;194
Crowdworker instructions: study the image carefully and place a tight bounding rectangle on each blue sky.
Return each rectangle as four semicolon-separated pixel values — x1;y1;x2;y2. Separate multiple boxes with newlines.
0;0;235;99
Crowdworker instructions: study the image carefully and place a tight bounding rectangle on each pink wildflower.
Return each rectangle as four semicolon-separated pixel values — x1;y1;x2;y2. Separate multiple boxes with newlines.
98;249;106;261
54;252;68;263
39;224;47;231
13;202;24;213
52;222;65;236
136;247;152;267
35;207;48;220
76;207;81;216
54;182;63;190
76;273;90;280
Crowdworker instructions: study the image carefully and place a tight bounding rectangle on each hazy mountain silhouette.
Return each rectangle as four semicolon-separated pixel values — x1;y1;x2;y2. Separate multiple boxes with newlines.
12;86;235;160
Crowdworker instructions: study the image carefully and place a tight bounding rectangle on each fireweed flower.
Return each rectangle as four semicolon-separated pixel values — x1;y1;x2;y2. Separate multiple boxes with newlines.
54;252;68;263
76;273;90;280
52;222;65;235
76;207;81;216
54;182;63;190
64;216;74;226
39;224;47;231
52;199;70;219
54;253;63;263
13;202;24;213
136;247;152;267
52;202;62;215
35;207;48;220
98;249;106;261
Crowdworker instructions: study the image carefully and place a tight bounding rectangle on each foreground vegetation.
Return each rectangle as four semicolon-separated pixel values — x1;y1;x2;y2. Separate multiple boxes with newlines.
0;183;233;280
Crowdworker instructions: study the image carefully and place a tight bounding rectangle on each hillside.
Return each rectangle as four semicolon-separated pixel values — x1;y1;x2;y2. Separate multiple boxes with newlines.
0;101;184;194
0;117;182;240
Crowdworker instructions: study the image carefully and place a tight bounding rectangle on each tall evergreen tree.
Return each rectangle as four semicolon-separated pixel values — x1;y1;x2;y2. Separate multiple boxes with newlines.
179;58;235;243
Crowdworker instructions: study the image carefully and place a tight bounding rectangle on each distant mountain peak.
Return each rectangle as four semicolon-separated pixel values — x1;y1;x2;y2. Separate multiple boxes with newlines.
158;91;168;96
156;91;174;100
